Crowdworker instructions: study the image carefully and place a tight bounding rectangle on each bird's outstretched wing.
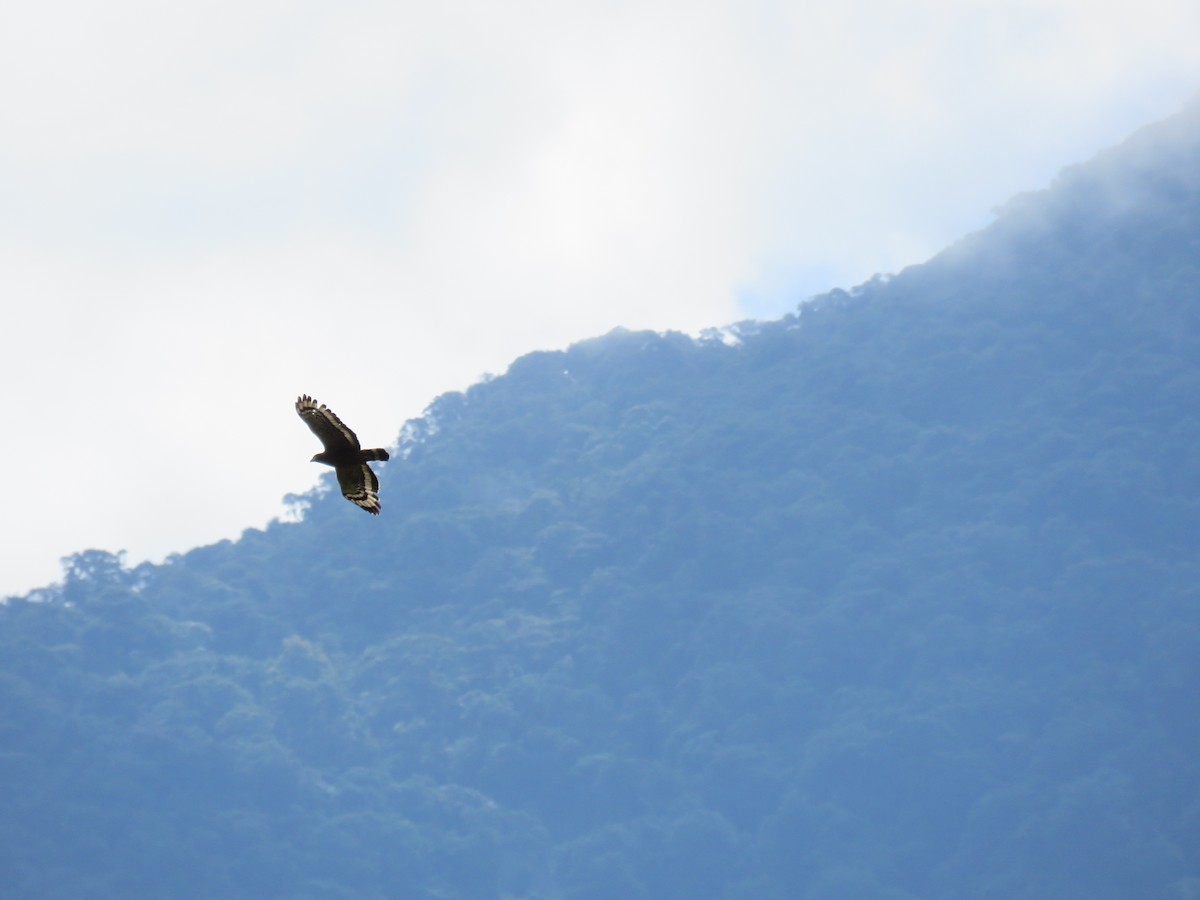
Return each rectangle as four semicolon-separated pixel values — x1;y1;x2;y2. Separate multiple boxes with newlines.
296;394;361;453
335;463;382;515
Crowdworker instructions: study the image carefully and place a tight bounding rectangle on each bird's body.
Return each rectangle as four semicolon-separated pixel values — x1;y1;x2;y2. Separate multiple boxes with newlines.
296;394;390;514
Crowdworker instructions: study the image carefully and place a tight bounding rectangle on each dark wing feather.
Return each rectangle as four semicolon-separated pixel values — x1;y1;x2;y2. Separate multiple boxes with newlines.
335;463;382;515
296;394;361;453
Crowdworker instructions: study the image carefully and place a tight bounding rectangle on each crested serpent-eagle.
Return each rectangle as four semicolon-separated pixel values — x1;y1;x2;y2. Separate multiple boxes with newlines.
296;394;390;515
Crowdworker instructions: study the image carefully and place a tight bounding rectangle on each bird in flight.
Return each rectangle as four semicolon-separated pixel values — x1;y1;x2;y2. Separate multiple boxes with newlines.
296;394;390;515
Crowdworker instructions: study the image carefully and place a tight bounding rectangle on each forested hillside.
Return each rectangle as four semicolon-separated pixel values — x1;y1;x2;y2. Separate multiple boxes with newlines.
3;102;1199;898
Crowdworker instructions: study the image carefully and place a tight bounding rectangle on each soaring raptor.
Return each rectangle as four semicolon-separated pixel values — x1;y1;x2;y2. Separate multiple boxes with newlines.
296;394;390;515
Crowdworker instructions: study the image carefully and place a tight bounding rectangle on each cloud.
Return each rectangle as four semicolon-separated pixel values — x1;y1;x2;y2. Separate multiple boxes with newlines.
2;0;1199;596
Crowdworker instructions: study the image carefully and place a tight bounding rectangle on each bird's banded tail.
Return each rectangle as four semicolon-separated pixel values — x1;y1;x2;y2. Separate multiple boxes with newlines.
361;449;390;462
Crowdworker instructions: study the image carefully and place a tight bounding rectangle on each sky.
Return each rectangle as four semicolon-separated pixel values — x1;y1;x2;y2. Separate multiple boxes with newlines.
2;0;1198;598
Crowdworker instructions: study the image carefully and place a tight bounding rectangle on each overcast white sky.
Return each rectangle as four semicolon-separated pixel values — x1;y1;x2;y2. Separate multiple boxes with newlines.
2;0;1198;598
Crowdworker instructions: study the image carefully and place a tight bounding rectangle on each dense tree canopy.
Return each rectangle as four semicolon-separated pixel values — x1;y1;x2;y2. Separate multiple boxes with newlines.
3;102;1199;898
